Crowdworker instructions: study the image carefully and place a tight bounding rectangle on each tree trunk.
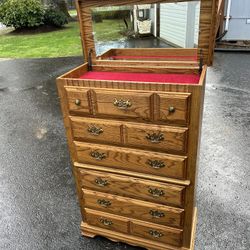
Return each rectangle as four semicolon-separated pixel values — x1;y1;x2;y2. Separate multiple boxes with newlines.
52;0;72;20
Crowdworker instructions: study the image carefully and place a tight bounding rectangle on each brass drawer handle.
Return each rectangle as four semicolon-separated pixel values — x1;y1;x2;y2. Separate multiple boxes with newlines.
87;125;103;136
149;210;165;218
168;106;175;113
148;187;165;197
75;99;81;106
148;230;164;238
146;159;165;169
145;132;164;143
113;99;132;110
95;178;109;187
99;218;113;226
90;151;106;161
97;199;112;208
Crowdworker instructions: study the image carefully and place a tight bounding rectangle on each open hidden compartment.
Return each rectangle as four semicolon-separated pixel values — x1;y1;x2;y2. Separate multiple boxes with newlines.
60;48;206;85
58;0;218;86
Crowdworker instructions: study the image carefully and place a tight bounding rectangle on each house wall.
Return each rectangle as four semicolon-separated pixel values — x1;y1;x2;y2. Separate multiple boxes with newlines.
160;3;188;47
223;0;250;40
159;1;200;48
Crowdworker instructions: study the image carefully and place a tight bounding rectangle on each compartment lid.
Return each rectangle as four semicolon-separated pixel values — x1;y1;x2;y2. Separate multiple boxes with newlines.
75;0;219;66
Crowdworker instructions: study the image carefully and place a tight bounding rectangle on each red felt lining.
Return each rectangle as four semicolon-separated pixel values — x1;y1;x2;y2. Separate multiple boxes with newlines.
110;55;198;61
79;71;200;84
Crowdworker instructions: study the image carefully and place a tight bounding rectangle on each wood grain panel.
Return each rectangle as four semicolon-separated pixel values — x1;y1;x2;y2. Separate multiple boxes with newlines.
84;208;129;234
82;189;184;228
74;141;187;180
65;86;90;114
93;89;153;120
79;169;185;207
131;220;183;247
157;93;190;125
124;123;188;154
70;116;122;145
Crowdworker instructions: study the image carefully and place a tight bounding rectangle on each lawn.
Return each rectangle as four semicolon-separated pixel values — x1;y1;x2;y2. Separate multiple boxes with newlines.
0;19;129;58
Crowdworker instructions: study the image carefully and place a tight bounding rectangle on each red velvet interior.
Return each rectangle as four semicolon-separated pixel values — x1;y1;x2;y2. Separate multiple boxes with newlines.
110;55;198;61
79;71;200;84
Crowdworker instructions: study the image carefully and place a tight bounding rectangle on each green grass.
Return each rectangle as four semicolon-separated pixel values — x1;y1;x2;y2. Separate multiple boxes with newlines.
0;19;130;58
0;22;82;58
93;19;129;42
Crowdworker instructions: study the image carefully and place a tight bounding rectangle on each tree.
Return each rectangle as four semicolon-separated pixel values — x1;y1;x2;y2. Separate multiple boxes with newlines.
51;0;72;19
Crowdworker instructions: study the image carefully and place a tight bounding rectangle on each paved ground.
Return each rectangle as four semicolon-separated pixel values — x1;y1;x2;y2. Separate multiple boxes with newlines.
0;53;249;250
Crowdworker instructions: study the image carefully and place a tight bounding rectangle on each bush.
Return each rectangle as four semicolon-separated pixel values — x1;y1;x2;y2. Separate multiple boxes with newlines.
44;8;68;27
92;12;103;23
0;0;44;29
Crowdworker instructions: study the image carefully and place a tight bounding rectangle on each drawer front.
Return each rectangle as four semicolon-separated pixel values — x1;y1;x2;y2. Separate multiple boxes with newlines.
65;87;90;114
158;93;190;126
93;89;152;120
79;169;185;207
84;208;129;234
82;189;184;228
131;220;182;247
70;117;122;145
75;142;187;180
125;123;188;154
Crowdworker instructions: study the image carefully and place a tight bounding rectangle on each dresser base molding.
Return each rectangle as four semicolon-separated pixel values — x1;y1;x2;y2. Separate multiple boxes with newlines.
81;208;197;250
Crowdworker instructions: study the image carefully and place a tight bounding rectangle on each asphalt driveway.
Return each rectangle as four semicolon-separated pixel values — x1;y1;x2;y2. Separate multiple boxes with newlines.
0;53;249;250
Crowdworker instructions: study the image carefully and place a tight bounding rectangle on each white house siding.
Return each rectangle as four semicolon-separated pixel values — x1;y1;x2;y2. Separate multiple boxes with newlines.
160;2;200;48
160;3;188;48
194;2;200;46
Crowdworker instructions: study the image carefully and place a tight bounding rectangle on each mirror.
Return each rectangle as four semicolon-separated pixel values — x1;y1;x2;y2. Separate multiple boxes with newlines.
91;1;200;57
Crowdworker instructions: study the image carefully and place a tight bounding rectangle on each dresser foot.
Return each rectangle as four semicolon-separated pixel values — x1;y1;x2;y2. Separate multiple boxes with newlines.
81;229;97;238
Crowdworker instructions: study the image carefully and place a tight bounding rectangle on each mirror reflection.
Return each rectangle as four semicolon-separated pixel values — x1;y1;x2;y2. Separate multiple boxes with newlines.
91;1;200;56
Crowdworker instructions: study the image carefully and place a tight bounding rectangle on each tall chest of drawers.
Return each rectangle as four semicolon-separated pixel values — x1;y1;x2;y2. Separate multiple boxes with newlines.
56;0;218;249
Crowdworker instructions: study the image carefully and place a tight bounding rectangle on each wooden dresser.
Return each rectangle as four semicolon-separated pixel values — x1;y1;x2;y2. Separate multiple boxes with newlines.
56;1;218;249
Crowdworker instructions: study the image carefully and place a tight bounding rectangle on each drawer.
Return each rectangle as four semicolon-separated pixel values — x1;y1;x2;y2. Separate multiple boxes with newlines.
93;89;152;120
74;142;187;180
79;169;185;207
82;189;184;228
65;87;90;114
158;93;190;126
131;220;182;247
124;123;188;154
70;116;122;145
84;208;129;234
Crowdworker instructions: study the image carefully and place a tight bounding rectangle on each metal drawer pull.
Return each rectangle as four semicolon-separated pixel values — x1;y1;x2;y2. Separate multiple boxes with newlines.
148;230;164;238
75;99;81;105
113;99;132;110
97;199;111;208
95;178;109;187
168;106;175;113
148;187;165;197
146;159;165;169
87;125;103;136
90;151;106;161
149;210;165;218
99;218;113;226
145;132;164;143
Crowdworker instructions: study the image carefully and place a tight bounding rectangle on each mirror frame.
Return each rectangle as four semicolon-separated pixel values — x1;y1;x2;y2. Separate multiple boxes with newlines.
76;0;219;66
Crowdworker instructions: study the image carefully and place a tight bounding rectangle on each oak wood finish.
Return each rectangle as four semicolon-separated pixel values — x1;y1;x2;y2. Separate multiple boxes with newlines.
74;141;187;180
67;87;191;126
84;208;129;234
56;1;212;247
82;189;184;228
75;162;191;186
79;169;185;207
80;208;197;250
70;116;188;153
131;220;182;246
